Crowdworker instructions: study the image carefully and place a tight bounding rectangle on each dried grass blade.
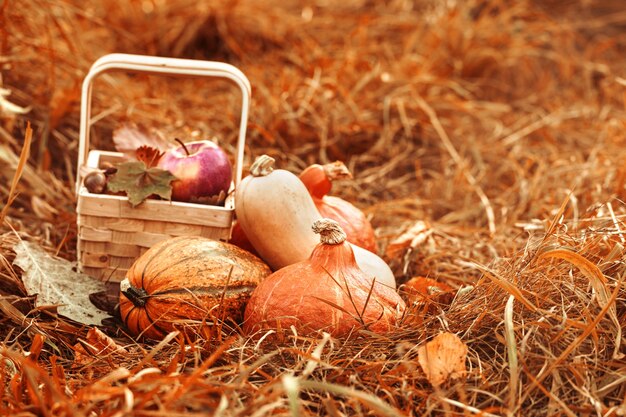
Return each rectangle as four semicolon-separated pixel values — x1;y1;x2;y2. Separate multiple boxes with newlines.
282;375;302;417
131;330;180;372
539;248;622;358
162;336;237;406
526;274;622;399
529;192;572;265
234;350;282;384
504;295;518;416
414;94;496;235
359;277;376;320
301;332;331;377
0;122;32;224
472;263;538;312
310;296;362;324
297;379;403;417
321;267;364;324
439;397;502;417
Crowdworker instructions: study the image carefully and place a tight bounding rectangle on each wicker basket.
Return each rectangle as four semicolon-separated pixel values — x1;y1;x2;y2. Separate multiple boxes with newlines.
75;54;251;282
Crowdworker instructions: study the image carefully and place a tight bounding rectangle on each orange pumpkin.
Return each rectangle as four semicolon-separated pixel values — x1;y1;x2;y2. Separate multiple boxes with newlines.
119;236;271;340
244;219;405;337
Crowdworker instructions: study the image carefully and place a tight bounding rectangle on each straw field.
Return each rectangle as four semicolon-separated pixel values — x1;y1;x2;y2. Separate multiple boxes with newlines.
1;0;625;415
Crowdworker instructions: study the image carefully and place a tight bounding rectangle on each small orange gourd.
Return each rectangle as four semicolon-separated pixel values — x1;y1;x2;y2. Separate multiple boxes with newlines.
244;218;406;337
299;161;377;252
119;236;271;339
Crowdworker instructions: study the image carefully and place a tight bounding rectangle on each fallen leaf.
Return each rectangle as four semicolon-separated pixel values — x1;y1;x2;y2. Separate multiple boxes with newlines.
418;332;468;387
400;276;456;309
72;343;94;368
73;329;126;368
402;276;453;297
88;282;120;316
107;161;177;207
13;240;110;326
386;220;432;258
188;189;227;206
135;145;164;168
112;122;172;158
83;327;127;356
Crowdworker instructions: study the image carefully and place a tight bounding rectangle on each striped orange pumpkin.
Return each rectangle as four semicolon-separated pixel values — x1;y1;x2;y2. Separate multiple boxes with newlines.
119;235;271;340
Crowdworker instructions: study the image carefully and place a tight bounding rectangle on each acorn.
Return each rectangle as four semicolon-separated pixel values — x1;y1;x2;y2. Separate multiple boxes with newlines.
83;171;107;194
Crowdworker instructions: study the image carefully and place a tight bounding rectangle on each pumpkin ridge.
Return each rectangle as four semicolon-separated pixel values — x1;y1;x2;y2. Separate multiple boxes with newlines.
142;303;173;338
145;253;211;290
138;236;191;289
120;303;137;326
146;249;247;291
152;284;258;297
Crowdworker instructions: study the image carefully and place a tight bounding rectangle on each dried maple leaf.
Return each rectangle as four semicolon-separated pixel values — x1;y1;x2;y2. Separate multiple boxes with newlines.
418;332;468;387
107;161;177;207
135;145;164;168
112;122;172;158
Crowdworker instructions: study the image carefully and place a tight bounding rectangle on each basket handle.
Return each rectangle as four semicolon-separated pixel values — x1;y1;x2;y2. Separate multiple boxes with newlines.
75;53;251;194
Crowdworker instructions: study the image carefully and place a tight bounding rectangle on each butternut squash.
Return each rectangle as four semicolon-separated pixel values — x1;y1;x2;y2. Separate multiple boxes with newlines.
235;155;397;289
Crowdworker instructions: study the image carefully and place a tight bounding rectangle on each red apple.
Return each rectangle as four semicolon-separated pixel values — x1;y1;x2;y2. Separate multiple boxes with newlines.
158;139;232;204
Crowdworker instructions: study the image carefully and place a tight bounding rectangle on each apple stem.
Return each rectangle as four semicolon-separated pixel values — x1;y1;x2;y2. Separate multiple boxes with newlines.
174;138;190;156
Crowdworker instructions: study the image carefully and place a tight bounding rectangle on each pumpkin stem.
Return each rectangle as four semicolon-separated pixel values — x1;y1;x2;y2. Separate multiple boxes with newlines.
122;285;149;307
312;218;347;245
323;161;352;181
250;155;275;176
300;162;352;199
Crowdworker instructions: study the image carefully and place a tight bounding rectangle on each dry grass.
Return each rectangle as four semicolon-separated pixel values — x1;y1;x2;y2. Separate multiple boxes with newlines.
1;0;625;415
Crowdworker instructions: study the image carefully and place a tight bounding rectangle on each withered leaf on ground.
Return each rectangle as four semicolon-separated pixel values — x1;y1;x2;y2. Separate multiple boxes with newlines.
107;161;177;207
83;327;127;355
385;220;432;258
418;332;468;387
89;282;121;316
12;240;110;326
400;276;456;311
73;327;127;367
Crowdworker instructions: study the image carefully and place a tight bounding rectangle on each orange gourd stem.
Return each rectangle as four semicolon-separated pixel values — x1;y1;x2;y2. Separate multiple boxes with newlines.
299;162;352;199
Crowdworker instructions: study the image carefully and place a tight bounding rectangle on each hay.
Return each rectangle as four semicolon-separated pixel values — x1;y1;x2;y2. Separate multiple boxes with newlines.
1;0;625;415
